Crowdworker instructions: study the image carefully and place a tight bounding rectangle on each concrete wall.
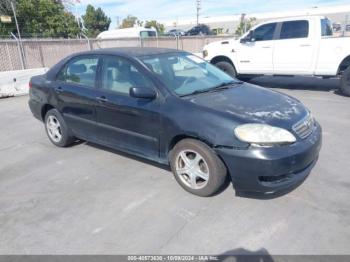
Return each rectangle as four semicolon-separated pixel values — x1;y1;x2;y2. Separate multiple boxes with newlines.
0;68;48;98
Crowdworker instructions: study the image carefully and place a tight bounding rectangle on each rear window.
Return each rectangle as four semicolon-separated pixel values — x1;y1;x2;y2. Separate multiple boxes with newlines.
321;19;333;36
280;20;309;39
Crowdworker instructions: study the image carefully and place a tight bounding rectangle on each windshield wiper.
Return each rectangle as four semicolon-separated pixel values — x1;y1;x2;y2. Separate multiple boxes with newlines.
211;80;243;91
179;88;214;97
180;81;243;97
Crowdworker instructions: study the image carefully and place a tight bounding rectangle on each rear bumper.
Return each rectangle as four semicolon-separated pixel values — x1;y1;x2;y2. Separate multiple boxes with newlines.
28;99;43;121
216;123;322;198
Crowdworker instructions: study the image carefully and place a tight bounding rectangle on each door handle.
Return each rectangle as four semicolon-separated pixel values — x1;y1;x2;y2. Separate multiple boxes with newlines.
262;46;271;49
54;86;63;93
300;44;311;47
96;96;108;103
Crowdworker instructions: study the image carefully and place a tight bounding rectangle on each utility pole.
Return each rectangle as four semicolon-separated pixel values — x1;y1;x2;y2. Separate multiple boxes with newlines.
10;0;26;69
10;1;22;41
116;16;120;28
196;0;201;26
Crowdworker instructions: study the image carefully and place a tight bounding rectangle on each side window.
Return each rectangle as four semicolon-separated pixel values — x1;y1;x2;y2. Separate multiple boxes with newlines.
321;19;333;36
101;57;153;94
58;57;98;88
253;23;276;41
142;57;163;75
280;20;309;39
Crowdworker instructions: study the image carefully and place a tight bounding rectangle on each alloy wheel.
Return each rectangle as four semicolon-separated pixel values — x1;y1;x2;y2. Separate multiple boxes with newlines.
175;150;209;189
46;115;62;143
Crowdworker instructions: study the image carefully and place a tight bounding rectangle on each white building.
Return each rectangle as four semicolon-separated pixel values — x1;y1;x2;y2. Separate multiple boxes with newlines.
163;4;350;35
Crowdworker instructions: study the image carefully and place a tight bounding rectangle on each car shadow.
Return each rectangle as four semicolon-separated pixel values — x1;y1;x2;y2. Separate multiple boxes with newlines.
84;141;232;195
217;248;274;262
244;75;342;94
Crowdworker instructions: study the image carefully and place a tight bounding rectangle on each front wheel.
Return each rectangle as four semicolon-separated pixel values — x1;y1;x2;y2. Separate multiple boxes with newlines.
170;139;227;197
214;61;237;77
340;66;350;97
45;108;75;147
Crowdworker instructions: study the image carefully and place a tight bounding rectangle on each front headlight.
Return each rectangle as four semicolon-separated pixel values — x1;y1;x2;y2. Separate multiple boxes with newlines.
234;124;296;146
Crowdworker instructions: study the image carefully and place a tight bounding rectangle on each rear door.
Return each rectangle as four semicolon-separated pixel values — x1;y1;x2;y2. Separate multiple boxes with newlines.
273;20;315;74
54;55;100;140
236;22;277;74
94;55;161;160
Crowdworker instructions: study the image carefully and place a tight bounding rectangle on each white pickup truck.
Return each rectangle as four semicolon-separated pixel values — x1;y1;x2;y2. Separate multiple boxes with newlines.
202;16;350;96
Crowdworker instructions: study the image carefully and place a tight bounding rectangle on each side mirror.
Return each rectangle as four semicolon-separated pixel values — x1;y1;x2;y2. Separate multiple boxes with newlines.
130;87;156;99
240;30;255;43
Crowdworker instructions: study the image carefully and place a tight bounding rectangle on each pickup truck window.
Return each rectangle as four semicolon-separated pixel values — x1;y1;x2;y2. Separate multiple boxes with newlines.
280;20;309;39
321;19;333;36
253;23;277;41
57;57;98;88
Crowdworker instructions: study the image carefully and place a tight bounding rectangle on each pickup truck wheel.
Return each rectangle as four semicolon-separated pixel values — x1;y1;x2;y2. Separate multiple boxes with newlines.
340;66;350;97
214;61;237;77
45;109;75;147
170;139;227;197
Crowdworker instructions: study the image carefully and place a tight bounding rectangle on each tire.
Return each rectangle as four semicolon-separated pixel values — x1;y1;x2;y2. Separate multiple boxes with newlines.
340;66;350;97
44;108;75;147
170;139;227;197
214;61;237;77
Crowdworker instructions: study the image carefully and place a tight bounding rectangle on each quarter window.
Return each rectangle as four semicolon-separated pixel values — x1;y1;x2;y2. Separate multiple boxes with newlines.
253;23;277;41
280;20;309;39
58;57;98;88
321;19;333;36
101;57;152;94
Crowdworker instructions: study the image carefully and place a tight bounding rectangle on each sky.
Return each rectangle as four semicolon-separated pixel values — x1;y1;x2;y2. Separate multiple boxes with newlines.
76;0;350;28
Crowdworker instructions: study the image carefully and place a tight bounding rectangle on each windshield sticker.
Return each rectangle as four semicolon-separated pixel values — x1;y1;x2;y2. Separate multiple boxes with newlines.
187;55;205;64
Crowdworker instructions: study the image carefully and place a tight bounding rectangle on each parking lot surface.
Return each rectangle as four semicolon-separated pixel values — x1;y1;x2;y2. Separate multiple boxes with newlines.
1;77;350;255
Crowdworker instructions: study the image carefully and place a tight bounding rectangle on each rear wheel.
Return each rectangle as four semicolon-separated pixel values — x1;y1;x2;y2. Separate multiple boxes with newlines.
214;61;237;77
170;139;227;197
45;109;75;147
340;66;350;97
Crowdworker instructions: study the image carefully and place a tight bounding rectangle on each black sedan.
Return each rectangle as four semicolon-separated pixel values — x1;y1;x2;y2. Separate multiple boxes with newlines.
29;48;322;197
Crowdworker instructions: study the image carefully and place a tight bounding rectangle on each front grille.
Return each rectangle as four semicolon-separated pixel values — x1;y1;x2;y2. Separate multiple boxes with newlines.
293;114;315;139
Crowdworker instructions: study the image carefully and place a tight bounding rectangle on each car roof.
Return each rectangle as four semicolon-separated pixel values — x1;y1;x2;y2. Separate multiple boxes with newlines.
77;47;184;58
257;15;326;25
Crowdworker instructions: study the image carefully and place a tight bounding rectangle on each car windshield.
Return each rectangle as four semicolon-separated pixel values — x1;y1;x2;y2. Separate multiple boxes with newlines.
139;53;240;96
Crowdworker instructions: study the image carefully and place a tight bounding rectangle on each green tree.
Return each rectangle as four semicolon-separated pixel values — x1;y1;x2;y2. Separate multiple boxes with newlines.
120;15;142;28
82;4;111;38
0;0;81;38
144;20;165;33
235;17;257;36
0;0;16;36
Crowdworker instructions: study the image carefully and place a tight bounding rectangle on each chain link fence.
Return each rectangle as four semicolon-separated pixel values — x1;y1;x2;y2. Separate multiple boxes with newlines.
0;36;233;72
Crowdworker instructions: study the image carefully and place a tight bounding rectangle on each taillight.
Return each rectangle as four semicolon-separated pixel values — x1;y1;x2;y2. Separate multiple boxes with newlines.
29;82;32;88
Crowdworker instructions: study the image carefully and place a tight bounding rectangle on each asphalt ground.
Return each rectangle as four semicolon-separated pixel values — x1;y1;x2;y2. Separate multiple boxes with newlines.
0;76;349;255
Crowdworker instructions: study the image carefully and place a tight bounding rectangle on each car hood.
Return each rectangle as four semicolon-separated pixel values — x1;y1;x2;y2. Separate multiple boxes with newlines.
187;83;308;127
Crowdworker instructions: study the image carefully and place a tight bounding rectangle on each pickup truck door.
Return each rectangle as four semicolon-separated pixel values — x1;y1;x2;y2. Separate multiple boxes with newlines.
273;20;316;74
236;22;277;74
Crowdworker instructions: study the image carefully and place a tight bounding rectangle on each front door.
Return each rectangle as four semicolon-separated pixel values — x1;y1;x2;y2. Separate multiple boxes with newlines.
54;55;100;140
236;22;277;74
94;55;160;160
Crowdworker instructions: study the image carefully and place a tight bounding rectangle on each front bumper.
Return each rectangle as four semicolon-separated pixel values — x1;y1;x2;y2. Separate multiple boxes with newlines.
215;123;322;198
